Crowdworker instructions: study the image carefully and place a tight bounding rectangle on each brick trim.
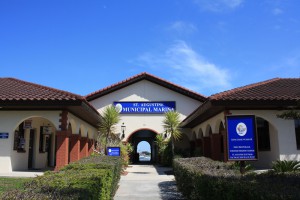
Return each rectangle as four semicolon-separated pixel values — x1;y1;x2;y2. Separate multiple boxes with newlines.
59;110;68;131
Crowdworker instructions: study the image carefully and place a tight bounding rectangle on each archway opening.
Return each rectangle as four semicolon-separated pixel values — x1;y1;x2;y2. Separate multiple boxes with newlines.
137;141;151;162
127;129;158;164
11;117;56;171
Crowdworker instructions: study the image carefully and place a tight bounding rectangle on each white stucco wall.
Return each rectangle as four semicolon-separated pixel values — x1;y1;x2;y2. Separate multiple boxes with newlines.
89;80;202;140
191;112;225;138
190;110;300;169
68;113;98;139
232;110;300;168
0;111;61;172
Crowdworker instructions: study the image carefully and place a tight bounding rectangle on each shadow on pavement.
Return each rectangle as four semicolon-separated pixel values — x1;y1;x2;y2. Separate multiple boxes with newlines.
158;181;185;200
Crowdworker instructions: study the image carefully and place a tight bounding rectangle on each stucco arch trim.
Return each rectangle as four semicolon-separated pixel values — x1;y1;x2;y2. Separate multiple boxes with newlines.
126;128;159;142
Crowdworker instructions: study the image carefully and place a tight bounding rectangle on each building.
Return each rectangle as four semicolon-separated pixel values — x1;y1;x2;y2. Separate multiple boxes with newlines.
0;78;99;173
1;74;299;172
86;72;206;162
182;78;300;168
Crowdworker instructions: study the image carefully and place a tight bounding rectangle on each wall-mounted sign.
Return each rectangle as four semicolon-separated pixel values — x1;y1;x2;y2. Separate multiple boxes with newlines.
42;126;52;135
113;101;176;114
23;120;32;129
0;132;9;139
107;147;121;156
226;115;258;161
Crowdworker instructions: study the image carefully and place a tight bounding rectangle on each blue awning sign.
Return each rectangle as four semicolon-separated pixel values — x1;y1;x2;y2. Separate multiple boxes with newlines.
113;101;176;114
226;115;258;161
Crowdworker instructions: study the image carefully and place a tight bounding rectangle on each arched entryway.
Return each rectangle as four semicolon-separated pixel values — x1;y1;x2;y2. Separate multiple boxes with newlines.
11;117;57;171
137;141;151;162
127;129;158;164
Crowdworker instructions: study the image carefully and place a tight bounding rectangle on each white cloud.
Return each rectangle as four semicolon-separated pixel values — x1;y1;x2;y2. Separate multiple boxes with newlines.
193;0;244;12
272;8;283;15
136;40;231;94
168;21;198;35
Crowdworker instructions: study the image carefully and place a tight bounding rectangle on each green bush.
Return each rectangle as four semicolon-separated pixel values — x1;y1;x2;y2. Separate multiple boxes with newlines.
1;155;122;200
272;160;300;173
173;157;300;200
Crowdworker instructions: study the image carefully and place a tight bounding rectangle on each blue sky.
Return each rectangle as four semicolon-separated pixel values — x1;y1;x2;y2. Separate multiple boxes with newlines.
1;0;300;97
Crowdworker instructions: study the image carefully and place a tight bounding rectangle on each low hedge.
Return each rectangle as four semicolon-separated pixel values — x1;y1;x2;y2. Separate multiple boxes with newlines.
173;157;300;200
1;155;122;200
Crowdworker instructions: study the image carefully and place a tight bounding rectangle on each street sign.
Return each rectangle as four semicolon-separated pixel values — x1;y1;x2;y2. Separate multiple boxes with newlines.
226;115;258;161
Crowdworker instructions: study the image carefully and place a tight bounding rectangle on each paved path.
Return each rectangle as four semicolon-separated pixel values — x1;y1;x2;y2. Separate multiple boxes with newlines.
114;164;184;200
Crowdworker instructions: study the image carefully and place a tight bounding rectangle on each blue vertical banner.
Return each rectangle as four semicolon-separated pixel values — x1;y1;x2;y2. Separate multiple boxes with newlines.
226;115;258;161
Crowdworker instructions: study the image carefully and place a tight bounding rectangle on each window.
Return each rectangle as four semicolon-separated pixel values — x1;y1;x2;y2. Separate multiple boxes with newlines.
13;123;26;152
295;119;300;150
256;117;271;151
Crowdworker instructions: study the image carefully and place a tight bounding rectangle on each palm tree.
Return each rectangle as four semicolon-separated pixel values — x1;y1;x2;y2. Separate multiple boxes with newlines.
163;110;182;156
99;105;120;154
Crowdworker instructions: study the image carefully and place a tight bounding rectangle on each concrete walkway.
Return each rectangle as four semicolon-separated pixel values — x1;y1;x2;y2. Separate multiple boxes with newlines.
114;164;184;200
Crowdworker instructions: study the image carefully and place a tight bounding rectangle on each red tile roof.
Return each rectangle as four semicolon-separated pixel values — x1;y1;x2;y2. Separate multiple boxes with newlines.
86;72;207;102
0;78;100;126
0;78;83;101
209;78;300;101
182;78;300;128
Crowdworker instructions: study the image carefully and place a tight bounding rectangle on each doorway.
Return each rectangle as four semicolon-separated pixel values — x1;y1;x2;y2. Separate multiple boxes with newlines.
137;141;151;162
127;129;158;164
28;129;35;169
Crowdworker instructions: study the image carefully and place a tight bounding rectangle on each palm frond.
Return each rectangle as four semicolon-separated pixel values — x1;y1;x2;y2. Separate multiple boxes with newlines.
163;111;182;141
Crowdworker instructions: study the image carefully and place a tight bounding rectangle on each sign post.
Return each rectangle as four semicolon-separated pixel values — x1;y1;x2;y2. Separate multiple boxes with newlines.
226;115;258;174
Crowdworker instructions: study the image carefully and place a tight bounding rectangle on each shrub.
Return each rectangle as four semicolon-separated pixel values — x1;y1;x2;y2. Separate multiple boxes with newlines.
1;155;122;200
173;157;300;200
272;160;300;173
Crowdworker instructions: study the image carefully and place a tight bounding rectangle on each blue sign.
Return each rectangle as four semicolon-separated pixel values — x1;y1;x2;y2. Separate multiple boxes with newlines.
226;115;258;161
0;132;9;139
107;147;121;156
113;102;176;114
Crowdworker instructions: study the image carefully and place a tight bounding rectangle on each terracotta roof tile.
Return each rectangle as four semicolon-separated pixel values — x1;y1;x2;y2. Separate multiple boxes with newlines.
86;72;207;102
0;78;83;101
209;78;300;101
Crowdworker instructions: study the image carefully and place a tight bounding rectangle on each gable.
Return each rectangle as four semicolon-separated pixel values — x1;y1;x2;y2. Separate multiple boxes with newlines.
89;79;202;118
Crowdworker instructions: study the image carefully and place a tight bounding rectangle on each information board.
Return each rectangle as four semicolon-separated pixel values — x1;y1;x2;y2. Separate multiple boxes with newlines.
107;147;121;156
0;133;9;139
226;115;258;161
113;102;176;114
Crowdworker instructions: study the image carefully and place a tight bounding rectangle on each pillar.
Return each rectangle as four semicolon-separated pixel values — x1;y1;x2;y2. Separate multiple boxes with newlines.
203;137;211;158
55;131;70;171
80;137;89;159
190;141;196;156
88;139;94;155
210;134;222;161
69;134;80;163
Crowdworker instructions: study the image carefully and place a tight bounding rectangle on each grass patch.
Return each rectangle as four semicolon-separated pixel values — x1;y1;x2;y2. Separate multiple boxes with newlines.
0;177;32;194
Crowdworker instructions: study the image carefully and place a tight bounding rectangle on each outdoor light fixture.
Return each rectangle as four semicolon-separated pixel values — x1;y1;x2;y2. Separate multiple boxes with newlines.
121;123;126;139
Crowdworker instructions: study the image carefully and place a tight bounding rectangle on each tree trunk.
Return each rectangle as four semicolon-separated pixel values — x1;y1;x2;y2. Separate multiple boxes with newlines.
105;130;110;155
171;136;175;158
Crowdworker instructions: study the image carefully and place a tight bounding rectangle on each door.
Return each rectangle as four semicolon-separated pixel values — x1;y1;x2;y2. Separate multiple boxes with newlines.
28;129;35;169
46;135;52;166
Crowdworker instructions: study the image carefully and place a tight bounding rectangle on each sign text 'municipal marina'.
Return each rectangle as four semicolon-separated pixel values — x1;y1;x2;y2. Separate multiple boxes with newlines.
113;102;176;114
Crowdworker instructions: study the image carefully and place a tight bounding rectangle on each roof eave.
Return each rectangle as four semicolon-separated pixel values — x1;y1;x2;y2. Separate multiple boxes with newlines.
181;99;300;128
